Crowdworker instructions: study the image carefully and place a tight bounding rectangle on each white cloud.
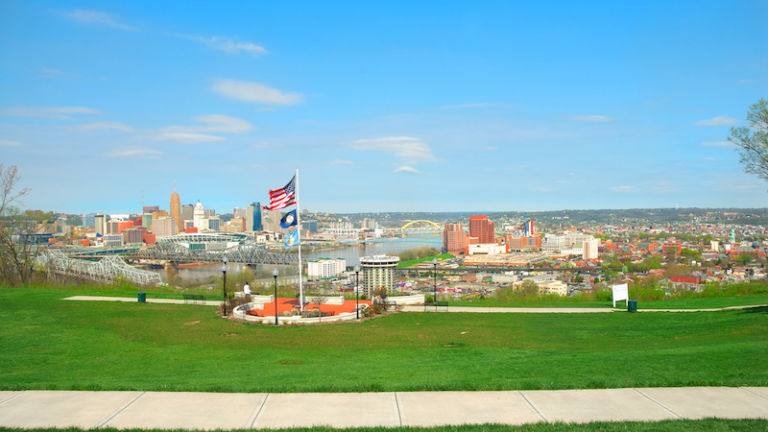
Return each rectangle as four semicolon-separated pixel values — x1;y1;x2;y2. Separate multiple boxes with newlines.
352;136;437;163
701;140;735;147
0;140;22;147
62;10;137;31
39;68;68;79
152;132;226;143
695;116;738;126
80;122;134;132
0;106;101;120
611;185;633;192
571;115;614;122
393;165;420;174
152;114;253;142
105;147;161;157
331;159;353;165
192;114;253;133
183;35;267;56
211;79;303;105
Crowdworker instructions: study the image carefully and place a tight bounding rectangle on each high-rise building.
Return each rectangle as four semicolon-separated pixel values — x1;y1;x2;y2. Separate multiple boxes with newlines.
142;213;152;230
262;209;282;232
361;218;377;230
360;255;400;296
469;216;495;244
152;209;168;221
207;216;220;232
234;207;247;219
252;202;262;231
94;213;107;236
582;239;599;260
182;204;194;223
170;191;182;233
204;209;215;217
122;227;146;244
443;223;469;255
193;201;205;230
151;217;176;238
308;258;347;279
142;205;159;214
84;213;96;228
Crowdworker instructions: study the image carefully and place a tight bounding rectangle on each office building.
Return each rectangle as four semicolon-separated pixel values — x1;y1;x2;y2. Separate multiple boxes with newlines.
234;207;247;219
102;234;123;248
94;214;107;236
142;205;159;214
84;213;96;228
122;227;146;244
182;204;194;223
193;201;206;230
361;218;377;229
307;258;347;279
170;191;182;233
583;238;600;260
204;209;215;217
142;213;152;230
469;215;495;244
443;223;469;255
152;217;176;238
360;255;400;296
206;216;220;232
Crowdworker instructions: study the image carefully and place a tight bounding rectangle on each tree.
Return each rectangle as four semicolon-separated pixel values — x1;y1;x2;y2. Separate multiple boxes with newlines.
728;98;768;182
0;165;34;285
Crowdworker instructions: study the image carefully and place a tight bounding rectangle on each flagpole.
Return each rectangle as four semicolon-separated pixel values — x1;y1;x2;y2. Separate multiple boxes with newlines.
295;168;304;311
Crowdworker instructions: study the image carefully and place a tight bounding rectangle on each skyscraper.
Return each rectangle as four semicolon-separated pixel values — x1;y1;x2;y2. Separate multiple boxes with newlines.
469;216;495;243
170;191;182;233
94;213;107;236
252;202;262;231
193;201;205;230
443;223;469;255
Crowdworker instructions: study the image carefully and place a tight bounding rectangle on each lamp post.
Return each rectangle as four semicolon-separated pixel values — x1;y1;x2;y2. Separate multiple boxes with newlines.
272;268;279;326
221;256;228;317
432;257;438;311
354;265;360;320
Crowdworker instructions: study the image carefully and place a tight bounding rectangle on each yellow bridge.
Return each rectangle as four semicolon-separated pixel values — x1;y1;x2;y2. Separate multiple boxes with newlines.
400;220;442;230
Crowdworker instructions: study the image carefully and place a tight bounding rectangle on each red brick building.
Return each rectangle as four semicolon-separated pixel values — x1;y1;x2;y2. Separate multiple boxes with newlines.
469;215;495;244
443;223;469;255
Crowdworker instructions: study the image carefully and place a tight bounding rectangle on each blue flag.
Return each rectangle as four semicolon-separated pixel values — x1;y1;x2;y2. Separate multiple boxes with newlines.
280;210;297;229
284;228;300;249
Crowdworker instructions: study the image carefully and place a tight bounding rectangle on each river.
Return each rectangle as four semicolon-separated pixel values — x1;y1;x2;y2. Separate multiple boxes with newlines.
151;236;441;283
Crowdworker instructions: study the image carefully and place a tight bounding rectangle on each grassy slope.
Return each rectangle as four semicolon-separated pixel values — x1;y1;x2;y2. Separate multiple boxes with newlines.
1;419;766;432
1;288;766;393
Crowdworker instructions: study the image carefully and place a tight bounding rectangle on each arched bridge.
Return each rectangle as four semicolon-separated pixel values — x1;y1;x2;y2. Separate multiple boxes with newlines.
401;220;442;230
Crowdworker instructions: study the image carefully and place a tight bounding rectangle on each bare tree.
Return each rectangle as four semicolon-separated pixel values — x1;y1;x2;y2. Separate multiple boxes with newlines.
729;98;768;182
0;165;34;285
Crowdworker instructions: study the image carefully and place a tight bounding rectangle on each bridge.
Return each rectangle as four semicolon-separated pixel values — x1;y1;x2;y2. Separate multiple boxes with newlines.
65;243;299;266
400;220;442;230
38;250;162;286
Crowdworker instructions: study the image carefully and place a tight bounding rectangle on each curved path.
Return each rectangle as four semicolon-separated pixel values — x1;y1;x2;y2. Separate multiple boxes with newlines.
0;387;766;428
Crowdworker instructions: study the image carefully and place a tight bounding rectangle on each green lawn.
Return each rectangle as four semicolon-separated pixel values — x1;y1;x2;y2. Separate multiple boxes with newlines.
1;419;766;432
447;294;768;310
1;287;766;393
397;253;454;268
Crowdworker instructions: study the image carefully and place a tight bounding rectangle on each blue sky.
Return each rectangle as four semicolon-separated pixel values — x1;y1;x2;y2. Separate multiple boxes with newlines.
1;1;767;214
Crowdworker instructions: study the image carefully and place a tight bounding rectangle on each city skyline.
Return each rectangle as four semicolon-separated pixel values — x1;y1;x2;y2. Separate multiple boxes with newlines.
1;1;767;214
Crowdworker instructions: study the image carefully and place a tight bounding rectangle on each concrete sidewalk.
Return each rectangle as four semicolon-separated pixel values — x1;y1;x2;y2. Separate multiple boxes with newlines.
1;388;766;429
64;296;766;314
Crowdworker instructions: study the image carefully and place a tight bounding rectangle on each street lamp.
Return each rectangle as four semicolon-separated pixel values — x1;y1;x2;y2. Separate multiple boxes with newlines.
354;265;360;320
432;257;438;311
272;268;279;326
221;256;228;317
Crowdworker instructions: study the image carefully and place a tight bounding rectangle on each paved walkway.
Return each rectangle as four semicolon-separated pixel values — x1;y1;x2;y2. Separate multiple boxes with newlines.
0;388;766;429
64;296;767;314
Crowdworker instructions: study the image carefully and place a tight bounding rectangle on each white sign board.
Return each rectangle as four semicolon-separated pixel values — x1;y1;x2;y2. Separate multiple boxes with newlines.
612;283;629;307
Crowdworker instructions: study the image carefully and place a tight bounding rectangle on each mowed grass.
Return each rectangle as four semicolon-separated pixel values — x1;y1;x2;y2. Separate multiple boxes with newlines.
1;419;767;432
447;294;768;309
1;287;766;393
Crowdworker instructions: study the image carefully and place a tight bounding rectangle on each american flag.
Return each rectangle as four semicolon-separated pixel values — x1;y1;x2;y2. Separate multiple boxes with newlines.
264;175;296;210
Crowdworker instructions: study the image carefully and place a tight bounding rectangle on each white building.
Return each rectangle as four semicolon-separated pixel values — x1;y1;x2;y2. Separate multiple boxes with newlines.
467;243;507;255
102;233;123;248
151;217;176;238
307;258;347;279
582;239;600;260
360;255;400;296
193;201;206;230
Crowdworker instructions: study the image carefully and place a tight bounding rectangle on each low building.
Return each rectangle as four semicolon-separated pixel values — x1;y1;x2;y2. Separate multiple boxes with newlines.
467;243;507;255
308;258;347;279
